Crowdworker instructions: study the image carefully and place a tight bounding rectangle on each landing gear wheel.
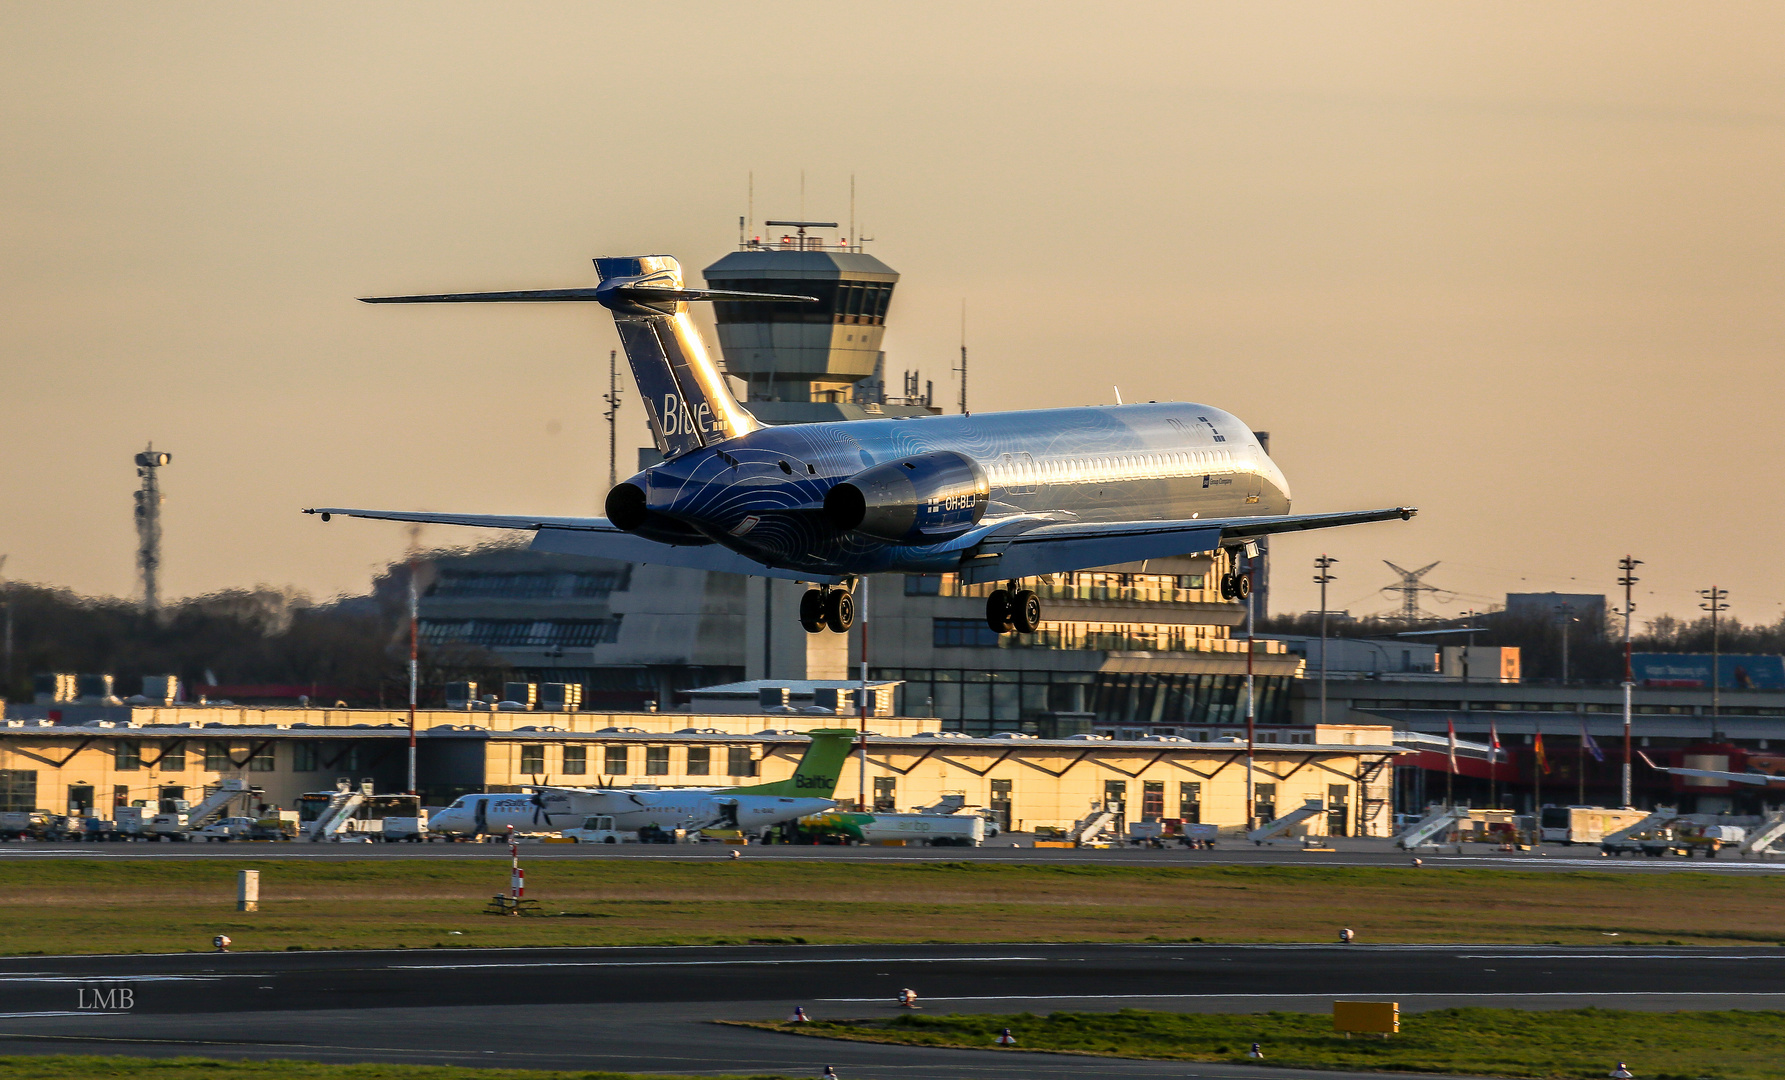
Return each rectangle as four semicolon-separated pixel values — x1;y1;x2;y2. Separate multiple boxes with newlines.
824;588;855;633
799;589;826;634
986;589;1015;634
1012;590;1042;634
1234;573;1251;599
1219;574;1236;600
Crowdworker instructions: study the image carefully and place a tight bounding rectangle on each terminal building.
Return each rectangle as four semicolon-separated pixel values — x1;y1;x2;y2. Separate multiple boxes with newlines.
0;705;1400;836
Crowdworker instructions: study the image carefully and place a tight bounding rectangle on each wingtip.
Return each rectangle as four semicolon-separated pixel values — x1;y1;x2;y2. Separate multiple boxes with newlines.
1399;507;1419;520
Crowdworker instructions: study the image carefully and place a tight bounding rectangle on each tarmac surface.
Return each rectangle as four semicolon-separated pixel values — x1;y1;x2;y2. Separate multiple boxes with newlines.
2;836;1782;874
0;943;1781;1079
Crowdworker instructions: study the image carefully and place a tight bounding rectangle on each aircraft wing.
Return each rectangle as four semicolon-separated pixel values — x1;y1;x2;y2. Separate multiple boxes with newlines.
953;507;1416;584
302;507;841;583
1638;752;1785;787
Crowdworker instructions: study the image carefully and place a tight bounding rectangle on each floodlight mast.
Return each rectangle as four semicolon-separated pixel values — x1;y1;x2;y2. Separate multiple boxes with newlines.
133;444;172;616
1617;556;1641;807
1313;555;1338;726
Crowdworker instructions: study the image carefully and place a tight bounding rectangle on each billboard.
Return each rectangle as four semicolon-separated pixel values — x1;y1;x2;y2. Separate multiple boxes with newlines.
1632;653;1785;690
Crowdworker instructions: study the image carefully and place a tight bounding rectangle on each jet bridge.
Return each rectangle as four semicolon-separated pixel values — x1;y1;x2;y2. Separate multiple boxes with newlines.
1248;798;1326;844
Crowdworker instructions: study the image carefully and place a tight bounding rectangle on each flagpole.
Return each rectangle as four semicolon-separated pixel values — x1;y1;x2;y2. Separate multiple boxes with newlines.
1489;721;1499;811
1578;719;1586;805
1532;723;1543;846
1445;719;1456;810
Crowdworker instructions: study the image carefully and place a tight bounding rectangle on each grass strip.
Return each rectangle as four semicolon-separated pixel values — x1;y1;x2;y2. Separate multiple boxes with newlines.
0;1056;792;1080
741;1007;1784;1079
0;859;1780;955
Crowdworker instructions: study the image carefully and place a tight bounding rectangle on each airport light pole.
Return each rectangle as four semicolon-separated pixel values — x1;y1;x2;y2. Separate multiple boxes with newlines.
1313;555;1337;726
858;577;870;813
1617;557;1641;807
1554;603;1576;685
1244;555;1256;831
603;350;622;491
407;557;419;796
1700;585;1728;742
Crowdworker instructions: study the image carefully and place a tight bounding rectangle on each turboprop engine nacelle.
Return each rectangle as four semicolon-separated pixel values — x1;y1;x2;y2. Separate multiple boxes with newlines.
823;450;989;543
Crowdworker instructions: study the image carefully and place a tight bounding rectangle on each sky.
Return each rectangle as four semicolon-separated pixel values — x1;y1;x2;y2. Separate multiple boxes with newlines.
3;3;1783;627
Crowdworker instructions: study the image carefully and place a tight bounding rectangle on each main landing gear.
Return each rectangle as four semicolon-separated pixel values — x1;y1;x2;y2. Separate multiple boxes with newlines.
986;582;1043;635
800;586;855;634
1218;567;1252;601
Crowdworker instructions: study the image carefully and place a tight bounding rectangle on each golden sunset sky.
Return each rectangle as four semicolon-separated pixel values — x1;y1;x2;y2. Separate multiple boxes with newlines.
4;3;1782;624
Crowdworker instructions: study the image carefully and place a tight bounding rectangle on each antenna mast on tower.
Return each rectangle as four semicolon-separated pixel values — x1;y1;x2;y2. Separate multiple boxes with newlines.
1381;560;1443;622
133;444;172;616
603;349;623;490
955;300;968;414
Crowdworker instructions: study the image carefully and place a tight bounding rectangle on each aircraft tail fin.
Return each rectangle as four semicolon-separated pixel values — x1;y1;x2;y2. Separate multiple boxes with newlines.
362;256;819;461
733;728;857;798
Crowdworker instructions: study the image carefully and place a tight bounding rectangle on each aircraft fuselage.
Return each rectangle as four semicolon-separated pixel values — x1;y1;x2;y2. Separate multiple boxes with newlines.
628;402;1290;578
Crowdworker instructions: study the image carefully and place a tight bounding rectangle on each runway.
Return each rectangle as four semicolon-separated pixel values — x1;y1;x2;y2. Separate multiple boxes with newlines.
0;943;1780;1079
1;837;1780;874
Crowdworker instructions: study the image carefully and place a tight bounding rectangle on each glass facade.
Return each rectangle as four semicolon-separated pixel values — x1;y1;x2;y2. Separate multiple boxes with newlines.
420;617;624;649
712;279;892;327
881;667;1294;732
429;568;630;600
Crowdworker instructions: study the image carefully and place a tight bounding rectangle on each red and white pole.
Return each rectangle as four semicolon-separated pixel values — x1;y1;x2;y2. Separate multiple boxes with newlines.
508;825;523;901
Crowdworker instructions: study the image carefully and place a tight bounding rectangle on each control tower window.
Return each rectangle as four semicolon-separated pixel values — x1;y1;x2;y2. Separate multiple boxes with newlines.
712;280;892;327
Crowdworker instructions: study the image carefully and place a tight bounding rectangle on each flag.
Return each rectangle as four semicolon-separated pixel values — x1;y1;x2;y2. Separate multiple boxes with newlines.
1534;732;1550;774
1447;719;1458;774
1489;721;1501;764
1580;721;1605;763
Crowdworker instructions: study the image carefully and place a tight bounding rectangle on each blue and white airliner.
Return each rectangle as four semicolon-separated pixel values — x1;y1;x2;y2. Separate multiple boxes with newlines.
307;255;1415;635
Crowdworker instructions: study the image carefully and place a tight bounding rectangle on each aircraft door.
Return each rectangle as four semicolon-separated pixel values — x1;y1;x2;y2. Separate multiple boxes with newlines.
717;799;739;828
473;797;489;835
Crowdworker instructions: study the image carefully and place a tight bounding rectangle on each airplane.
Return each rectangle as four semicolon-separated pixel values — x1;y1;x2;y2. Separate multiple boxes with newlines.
308;255;1416;635
428;728;855;838
1639;751;1785;789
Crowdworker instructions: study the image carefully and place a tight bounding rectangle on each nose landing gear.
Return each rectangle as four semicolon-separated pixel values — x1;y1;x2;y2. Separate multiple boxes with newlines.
985;583;1043;635
800;586;856;634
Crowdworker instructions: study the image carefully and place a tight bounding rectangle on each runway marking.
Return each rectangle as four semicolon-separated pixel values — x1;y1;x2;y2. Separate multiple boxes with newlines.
0;975;252;983
816;991;1785;1002
1454;954;1785;961
393;956;1052;970
0;1011;131;1018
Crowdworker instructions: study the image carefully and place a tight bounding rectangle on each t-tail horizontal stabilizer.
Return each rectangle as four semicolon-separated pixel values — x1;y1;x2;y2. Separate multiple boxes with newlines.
361;255;816;461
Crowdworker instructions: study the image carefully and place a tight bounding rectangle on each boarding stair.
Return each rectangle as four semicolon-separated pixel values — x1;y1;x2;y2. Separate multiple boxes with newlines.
1066;807;1118;845
1395;805;1466;849
1248;798;1326;844
1599;807;1678;851
1740;811;1785;856
304;779;369;841
180;778;256;833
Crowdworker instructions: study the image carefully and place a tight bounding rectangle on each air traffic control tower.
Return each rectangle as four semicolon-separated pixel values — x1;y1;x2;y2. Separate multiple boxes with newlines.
703;220;939;425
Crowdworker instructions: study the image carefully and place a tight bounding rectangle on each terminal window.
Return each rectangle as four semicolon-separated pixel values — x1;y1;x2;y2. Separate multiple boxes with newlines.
1179;782;1202;823
114;741;142;771
160;743;185;771
727;746;756;777
1142;781;1164;821
873;776;896;812
293;743;319;772
0;770;36;813
686;746;711;776
67;784;94;815
561;746;587;775
250;745;276;772
205;742;233;771
645;746;670;776
603;745;629;775
520;745;546;774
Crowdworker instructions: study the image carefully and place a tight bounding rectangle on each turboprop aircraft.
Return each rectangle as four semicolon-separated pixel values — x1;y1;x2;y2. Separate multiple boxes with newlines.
428;728;855;838
308;255;1416;634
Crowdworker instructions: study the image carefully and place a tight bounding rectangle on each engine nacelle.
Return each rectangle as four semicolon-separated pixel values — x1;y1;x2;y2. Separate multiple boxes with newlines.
604;482;711;546
823;451;989;543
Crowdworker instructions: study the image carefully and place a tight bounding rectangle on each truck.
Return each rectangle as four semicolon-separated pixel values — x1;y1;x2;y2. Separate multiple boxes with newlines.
562;815;627;843
798;810;986;847
1539;806;1653;845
